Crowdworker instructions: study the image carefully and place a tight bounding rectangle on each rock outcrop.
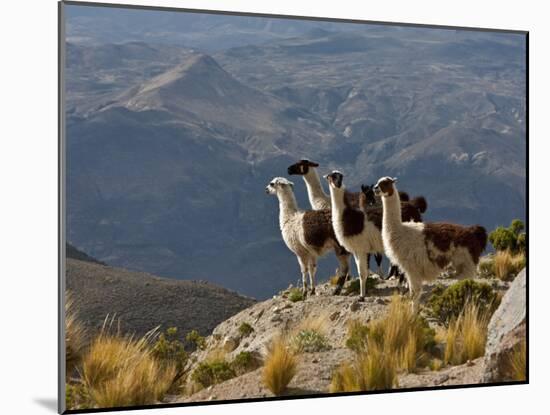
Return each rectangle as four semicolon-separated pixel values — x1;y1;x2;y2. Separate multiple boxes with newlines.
482;268;527;382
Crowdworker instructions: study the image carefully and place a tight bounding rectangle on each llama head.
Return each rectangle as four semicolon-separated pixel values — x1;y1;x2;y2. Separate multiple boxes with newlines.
360;184;377;206
373;177;397;197
287;159;320;176
265;177;294;195
324;170;344;190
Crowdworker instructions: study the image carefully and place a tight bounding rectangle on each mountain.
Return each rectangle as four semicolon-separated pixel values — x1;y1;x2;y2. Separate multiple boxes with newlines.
65;27;526;299
66;258;255;340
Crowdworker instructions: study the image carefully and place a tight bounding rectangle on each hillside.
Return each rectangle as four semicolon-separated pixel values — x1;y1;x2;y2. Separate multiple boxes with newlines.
66;258;255;340
166;271;515;403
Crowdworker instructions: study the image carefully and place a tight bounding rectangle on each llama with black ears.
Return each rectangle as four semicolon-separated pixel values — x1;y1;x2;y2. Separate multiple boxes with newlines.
265;177;350;296
325;171;426;300
374;176;487;309
288;159;392;278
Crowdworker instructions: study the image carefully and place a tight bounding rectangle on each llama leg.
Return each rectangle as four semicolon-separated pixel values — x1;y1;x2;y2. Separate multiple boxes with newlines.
308;260;317;295
375;253;383;278
354;253;369;301
367;253;372;275
297;256;309;297
408;278;423;314
333;252;350;295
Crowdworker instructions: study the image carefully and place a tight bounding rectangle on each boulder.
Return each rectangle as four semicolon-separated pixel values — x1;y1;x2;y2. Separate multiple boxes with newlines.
482;268;527;382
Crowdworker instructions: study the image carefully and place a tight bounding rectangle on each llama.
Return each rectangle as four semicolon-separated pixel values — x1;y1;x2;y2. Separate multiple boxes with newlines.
265;177;350;296
287;159;383;276
324;171;427;300
373;176;487;309
360;183;426;286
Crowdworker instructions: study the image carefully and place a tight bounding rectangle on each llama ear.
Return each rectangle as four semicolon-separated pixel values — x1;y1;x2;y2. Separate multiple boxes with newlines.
392;177;398;183
308;161;319;167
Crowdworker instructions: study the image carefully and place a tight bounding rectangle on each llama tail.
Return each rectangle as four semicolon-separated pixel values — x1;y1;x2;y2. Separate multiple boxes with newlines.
409;196;428;214
398;191;410;202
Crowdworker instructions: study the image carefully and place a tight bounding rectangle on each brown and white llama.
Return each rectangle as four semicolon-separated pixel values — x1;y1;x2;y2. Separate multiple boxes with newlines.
325;171;426;300
287;159;412;280
373;176;487;309
266;177;350;296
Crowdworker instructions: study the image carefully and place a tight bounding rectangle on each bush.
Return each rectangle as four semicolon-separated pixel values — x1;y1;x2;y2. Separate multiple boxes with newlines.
152;327;188;371
345;319;369;353
81;330;175;407
494;251;526;281
186;330;206;351
288;288;305;302
238;322;254;338
427;280;499;325
262;335;297;396
443;302;490;365
343;277;378;296
292;329;331;353
191;360;236;388
151;327;188;389
65;292;87;375
489;219;526;254
231;351;261;375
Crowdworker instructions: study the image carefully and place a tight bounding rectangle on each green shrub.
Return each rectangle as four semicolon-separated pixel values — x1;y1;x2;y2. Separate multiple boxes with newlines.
191;361;236;388
238;322;254;338
186;330;206;350
152;327;188;378
489;219;526;254
288;288;305;302
345;320;370;353
231;351;261;374
427;280;500;325
292;329;331;353
343;278;378;296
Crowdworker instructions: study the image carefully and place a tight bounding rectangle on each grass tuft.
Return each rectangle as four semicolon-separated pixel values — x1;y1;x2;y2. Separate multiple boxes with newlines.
238;322;254;338
330;343;397;392
494;250;526;281
262;335;297;396
502;340;527;381
443;302;490;366
65;292;87;376
81;328;175;408
288;288;305;302
345;319;369;353
343;278;378;296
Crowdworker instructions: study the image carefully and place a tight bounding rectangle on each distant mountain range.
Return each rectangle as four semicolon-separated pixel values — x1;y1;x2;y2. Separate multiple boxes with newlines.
65;20;526;299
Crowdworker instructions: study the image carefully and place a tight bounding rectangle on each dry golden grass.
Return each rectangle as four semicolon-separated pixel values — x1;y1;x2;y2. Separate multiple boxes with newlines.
330;343;398;392
494;250;526;281
81;326;175;407
262;335;297;396
368;295;434;372
444;302;490;365
331;295;434;392
294;312;329;334
65;292;87;375
503;340;527;381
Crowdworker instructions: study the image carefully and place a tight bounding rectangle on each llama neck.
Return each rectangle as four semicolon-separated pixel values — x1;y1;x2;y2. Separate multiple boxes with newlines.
382;191;403;231
277;188;299;225
303;169;330;209
329;186;346;221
